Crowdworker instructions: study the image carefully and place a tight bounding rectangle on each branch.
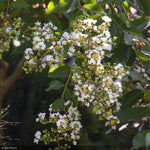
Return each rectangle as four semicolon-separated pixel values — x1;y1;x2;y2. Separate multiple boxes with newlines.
5;56;25;94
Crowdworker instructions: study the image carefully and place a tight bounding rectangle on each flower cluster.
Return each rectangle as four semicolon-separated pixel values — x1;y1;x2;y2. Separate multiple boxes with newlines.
24;16;113;73
34;101;82;149
25;16;129;129
67;17;128;129
0;12;29;59
72;62;128;129
23;21;60;73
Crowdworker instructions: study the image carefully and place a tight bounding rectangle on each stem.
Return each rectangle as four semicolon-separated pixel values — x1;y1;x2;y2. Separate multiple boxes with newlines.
121;4;130;20
61;71;72;99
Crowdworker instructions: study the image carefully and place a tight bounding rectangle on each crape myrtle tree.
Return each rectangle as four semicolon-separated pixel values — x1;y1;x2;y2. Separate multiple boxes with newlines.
0;0;150;149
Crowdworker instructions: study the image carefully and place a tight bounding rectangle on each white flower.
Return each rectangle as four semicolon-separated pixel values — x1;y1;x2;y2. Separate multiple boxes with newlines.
25;48;33;55
56;119;67;129
71;132;75;139
34;41;46;50
25;55;30;60
34;138;39;144
5;26;12;33
62;32;70;39
36;118;39;122
35;21;41;26
33;36;41;43
29;59;34;64
88;84;94;92
67;46;75;56
64;100;71;106
13;39;21;47
49;104;52;112
53;26;57;30
38;112;46;120
83;18;97;24
114;63;123;70
73;141;77;145
46;55;53;62
102;16;112;23
35;131;41;139
63;133;68;137
41;63;46;68
102;43;112;51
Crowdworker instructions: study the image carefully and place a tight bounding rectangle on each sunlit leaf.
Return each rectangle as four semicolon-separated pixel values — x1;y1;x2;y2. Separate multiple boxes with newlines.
46;1;55;14
83;0;96;4
48;65;71;79
49;65;59;73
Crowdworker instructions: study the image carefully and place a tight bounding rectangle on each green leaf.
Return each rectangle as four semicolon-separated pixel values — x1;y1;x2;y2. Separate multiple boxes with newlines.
65;0;78;13
119;12;129;26
124;32;137;45
64;9;80;23
83;4;102;12
122;1;130;14
52;98;64;110
48;65;71;79
75;56;85;67
46;14;63;31
132;130;150;149
113;44;136;66
122;24;142;36
46;80;64;92
65;88;73;100
10;0;29;8
129;70;145;82
117;107;150;122
133;17;149;30
108;4;123;25
134;49;148;61
120;89;144;110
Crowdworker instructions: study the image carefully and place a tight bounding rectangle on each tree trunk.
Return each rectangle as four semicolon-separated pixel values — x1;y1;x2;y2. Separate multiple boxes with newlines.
0;56;25;146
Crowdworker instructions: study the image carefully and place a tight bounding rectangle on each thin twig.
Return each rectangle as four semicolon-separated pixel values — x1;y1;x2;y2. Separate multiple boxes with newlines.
61;71;72;99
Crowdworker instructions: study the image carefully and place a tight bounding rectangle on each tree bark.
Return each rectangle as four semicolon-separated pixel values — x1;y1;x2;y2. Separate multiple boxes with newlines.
0;56;25;145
